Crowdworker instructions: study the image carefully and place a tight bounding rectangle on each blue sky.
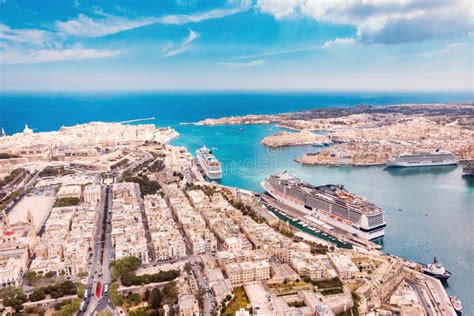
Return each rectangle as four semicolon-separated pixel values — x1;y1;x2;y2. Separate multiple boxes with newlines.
0;0;472;91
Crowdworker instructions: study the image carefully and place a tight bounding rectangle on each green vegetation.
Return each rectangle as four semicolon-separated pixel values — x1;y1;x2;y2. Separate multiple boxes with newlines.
232;200;266;224
127;293;142;306
97;311;113;316
111;256;178;288
29;281;78;301
55;197;80;207
279;227;295;238
0;287;27;312
148;159;165;172
312;277;344;296
24;306;46;315
0;189;21;211
53;298;81;316
109;282;124;306
221;287;249;316
121;269;180;287
25;271;39;285
38;166;74;178
308;241;330;255
110;256;141;279
321;288;344;296
0;153;20;159
0;168;24;187
111;158;129;170
312;277;343;289
77;271;89;279
123;174;161;197
288;300;306;308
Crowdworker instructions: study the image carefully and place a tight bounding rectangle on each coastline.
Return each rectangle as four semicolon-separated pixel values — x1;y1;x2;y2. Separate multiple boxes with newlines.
196;103;474;167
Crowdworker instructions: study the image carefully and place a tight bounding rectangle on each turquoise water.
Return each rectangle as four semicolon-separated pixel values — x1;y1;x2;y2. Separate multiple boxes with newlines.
1;92;473;311
172;123;474;311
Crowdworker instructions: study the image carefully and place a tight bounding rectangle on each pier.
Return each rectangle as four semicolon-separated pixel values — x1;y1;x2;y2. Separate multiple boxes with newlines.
118;117;156;124
258;193;381;251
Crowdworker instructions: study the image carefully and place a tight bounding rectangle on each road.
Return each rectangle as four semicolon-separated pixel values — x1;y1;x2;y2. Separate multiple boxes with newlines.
81;185;121;315
189;256;213;315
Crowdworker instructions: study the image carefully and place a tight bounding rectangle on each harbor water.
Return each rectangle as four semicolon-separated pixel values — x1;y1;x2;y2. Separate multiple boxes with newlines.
1;92;473;312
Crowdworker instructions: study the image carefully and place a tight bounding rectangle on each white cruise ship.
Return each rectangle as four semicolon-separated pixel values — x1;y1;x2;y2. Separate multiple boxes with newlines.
196;146;222;180
387;151;459;167
262;173;386;240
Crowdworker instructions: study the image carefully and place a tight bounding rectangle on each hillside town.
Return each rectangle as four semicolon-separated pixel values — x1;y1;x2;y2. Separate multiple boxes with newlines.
0;122;459;315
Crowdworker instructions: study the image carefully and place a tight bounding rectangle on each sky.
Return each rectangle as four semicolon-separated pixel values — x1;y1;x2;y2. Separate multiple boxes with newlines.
0;0;473;91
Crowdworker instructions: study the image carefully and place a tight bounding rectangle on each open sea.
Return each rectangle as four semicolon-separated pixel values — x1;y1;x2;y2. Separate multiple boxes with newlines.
1;91;473;312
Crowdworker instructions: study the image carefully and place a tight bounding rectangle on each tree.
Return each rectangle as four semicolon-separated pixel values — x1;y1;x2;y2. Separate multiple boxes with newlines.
149;288;161;309
110;256;141;277
109;282;123;306
45;271;57;278
127;293;141;306
225;294;232;301
25;271;38;285
55;299;81;316
1;287;27;312
29;288;46;302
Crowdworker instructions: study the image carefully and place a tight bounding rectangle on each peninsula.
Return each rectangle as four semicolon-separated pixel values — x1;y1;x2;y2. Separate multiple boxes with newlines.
198;103;474;166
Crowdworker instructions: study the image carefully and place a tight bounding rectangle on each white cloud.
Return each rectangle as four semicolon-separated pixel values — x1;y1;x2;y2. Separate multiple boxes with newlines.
55;1;251;39
322;37;355;48
0;23;51;45
0;46;121;64
215;59;265;68
55;14;157;38
256;0;474;44
161;29;199;57
158;0;251;25
255;0;300;19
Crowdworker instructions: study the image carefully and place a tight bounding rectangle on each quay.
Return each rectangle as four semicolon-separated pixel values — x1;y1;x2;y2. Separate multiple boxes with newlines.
257;193;382;251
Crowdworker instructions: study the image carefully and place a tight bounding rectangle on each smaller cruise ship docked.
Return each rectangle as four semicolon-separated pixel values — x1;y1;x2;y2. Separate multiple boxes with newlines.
422;257;451;281
196;146;222;180
387;150;459;167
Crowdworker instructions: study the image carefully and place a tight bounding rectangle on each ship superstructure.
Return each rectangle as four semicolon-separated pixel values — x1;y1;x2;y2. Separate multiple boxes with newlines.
422;257;452;281
196;146;222;180
262;172;385;240
387;151;459;167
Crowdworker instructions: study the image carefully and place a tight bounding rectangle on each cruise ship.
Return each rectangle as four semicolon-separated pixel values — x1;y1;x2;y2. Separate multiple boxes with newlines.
262;173;386;240
196;146;222;180
387;151;459;167
462;162;474;177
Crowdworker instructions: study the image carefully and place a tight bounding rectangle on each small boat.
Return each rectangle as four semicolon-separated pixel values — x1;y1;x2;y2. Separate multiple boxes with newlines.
398;208;403;212
422;257;452;281
450;296;463;315
239;128;244;132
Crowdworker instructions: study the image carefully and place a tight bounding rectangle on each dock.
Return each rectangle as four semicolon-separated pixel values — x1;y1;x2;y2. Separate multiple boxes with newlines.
258;193;381;251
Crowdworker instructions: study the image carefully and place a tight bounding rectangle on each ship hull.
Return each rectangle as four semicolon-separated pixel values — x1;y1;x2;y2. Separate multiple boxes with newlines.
422;270;452;281
262;181;385;241
387;159;459;168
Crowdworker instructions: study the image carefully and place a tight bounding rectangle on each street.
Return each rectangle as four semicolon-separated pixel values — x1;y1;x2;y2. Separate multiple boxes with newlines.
81;185;121;315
